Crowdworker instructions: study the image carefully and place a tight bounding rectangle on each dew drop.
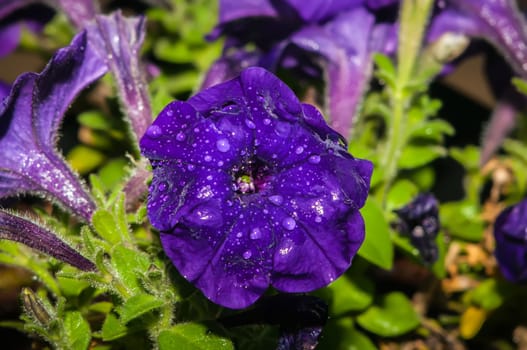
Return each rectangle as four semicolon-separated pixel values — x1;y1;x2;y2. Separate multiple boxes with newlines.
166;109;173;117
309;155;321;164
245;119;256;129
243;250;252;259
146;125;162;138
250;228;262;240
216;139;231;152
204;155;212;162
158;182;168;192
295;146;304;154
269;195;283;205
282;217;296;230
176;132;186;141
217;160;224;166
187;164;195;171
236;232;243;238
315;216;322;223
263;118;271;125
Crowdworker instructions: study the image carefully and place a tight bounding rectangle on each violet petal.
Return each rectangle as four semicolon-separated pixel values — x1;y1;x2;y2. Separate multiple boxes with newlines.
494;198;527;282
55;0;98;28
0;30;105;221
86;11;152;145
0;210;95;271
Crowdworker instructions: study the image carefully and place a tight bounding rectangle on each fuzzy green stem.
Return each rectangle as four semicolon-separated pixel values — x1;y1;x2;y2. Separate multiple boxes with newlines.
379;0;433;205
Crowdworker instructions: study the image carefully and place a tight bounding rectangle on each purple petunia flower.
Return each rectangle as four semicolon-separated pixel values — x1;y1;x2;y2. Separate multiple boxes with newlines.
494;198;527;283
204;0;398;139
394;193;440;265
140;67;372;309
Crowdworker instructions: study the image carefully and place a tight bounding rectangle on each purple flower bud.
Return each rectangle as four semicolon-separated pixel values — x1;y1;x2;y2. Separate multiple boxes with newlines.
0;210;95;271
140;67;372;309
394;193;440;265
494;198;527;283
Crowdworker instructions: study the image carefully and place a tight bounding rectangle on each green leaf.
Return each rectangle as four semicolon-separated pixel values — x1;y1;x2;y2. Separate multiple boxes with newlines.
450;146;480;172
386;179;418;213
358;198;394;270
398;144;446;169
101;313;128;341
158;322;234;350
431;231;447;278
98;158;129;191
503;138;527;165
111;246;150;294
63;311;91;350
67;146;105;174
408;119;454;142
441;201;484;241
77;111;113;131
119;294;165;324
57;268;91;297
92;209;122;245
469;279;514;311
318;318;377;350
356;292;420;337
373;53;396;89
512;77;527;96
327;272;374;314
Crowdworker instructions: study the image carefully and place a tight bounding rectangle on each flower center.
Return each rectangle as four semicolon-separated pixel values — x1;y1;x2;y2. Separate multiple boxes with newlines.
232;158;271;195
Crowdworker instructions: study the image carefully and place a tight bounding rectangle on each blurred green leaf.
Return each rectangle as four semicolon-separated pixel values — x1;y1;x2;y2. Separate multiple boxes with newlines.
398;144;446;169
101;313;128;341
318;318;376;350
78;111;113;131
441;201;484;241
67;146;105;174
358;198;394;270
512;77;527;96
64;311;91;350
408;119;454;142
356;292;420;337
386;179;418;212
327;272;375;315
158;322;234;350
119;294;164;324
469;279;514;311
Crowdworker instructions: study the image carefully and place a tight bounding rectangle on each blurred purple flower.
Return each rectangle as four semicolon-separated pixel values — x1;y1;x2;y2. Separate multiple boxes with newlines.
141;67;372;309
0;0;98;58
0;29;106;221
394;193;440;265
428;0;527;165
204;0;398;139
0;210;95;271
494;198;527;282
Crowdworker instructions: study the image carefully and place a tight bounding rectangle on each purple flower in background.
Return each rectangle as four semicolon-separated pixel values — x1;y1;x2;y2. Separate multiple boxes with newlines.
141;67;372;309
394;193;440;265
494;198;527;283
0;210;95;271
0;30;106;221
0;0;98;57
204;0;398;139
428;0;527;164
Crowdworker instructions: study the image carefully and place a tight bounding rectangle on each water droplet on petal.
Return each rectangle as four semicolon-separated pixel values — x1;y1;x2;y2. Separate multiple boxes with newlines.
216;139;231;152
315;216;322;223
166;109;173;117
245;119;256;129
269;195;283;205
282;217;296;230
187;164;195;171
146;125;162;138
236;232;243;238
176;132;186;141
204;155;212;162
295;146;304;154
243;250;252;259
263;118;271;125
309;155;321;164
158;182;168;192
250;228;262;240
